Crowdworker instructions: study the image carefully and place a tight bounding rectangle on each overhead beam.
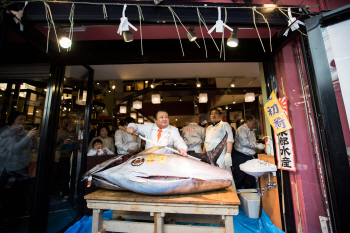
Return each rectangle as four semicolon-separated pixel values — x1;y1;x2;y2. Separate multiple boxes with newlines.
12;1;295;28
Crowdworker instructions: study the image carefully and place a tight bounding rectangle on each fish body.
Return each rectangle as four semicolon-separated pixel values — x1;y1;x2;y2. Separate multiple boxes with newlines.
94;153;232;195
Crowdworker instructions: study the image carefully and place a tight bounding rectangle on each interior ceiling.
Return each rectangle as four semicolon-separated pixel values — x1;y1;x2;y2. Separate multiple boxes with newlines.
69;62;260;81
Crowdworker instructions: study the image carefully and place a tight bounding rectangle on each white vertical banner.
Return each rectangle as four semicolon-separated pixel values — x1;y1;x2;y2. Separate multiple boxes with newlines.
327;19;350;129
274;97;296;172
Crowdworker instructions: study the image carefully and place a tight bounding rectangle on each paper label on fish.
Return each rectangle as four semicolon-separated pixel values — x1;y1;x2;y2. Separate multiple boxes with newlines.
87;176;92;187
157;156;167;163
146;155;157;163
131;157;145;166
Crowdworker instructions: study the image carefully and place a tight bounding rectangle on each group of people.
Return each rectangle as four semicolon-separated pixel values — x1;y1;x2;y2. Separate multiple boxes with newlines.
0;107;265;218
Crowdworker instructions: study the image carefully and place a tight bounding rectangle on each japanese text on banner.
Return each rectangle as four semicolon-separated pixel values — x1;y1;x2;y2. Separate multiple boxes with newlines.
274;97;296;172
264;91;292;134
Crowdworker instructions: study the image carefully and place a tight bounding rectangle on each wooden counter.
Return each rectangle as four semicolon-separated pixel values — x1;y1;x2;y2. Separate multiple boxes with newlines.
85;186;240;233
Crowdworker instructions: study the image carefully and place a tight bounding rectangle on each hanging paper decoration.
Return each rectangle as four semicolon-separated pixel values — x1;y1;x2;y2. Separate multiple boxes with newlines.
264;90;292;134
283;7;305;36
117;4;138;35
6;1;28;31
208;7;233;34
274;97;296;172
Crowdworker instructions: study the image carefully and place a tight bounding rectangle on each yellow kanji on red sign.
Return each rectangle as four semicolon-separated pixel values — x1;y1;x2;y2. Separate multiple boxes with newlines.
264;91;292;134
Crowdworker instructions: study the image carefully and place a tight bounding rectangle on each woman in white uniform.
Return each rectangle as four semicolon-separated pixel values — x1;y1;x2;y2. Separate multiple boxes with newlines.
203;107;234;171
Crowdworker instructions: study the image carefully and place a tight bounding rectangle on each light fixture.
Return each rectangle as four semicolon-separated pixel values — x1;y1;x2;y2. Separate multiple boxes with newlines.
44;89;47;92
174;80;177;86
245;93;255;102
112;85;116;89
233;96;236;104
68;108;71;111
120;105;127;114
264;4;277;9
133;100;142;109
59;37;72;49
161;96;163;101
226;105;228;109
230;78;236;87
175;119;178;121
227;27;239;47
179;97;182;101
199;93;208;103
97;83;99;85
187;26;197;42
196;78;201;88
138;118;144;123
130;112;137;119
145;80;148;83
152;93;161;104
123;30;133;42
150;79;156;89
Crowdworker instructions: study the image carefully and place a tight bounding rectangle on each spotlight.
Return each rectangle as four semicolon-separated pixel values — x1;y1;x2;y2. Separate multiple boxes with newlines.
196;78;201;88
150;79;156;88
97;83;99;85
230;78;236;87
233;97;236;104
123;31;133;42
225;105;228;109
112;85;116;89
227;27;239;47
179;97;182;101
187;26;197;42
174;80;177;86
59;37;72;49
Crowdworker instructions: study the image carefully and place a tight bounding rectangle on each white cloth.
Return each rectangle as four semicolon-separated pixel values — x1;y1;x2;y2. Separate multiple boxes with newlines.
128;123;187;154
234;123;264;156
87;147;115;156
204;121;234;169
115;128;141;155
181;123;205;153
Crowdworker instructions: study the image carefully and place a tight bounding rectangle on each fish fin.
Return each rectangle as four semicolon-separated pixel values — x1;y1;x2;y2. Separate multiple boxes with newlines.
128;176;147;183
209;133;228;165
136;146;166;156
187;152;210;164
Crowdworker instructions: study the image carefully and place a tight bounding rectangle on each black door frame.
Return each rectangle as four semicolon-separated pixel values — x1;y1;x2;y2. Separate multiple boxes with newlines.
304;5;350;233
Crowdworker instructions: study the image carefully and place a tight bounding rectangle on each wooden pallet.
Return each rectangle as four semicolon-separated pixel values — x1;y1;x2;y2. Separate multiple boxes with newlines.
85;186;240;233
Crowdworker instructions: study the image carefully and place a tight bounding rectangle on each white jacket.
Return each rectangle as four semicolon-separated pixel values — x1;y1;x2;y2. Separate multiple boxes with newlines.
128;123;187;154
234;123;261;156
115;129;141;155
181;123;205;153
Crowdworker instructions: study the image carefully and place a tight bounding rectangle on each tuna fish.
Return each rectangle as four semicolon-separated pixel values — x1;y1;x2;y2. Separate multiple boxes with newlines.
83;133;231;195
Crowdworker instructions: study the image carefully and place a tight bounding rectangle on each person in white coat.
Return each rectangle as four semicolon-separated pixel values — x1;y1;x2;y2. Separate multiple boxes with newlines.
232;115;265;189
181;115;205;153
127;109;187;156
115;117;141;155
203;107;234;171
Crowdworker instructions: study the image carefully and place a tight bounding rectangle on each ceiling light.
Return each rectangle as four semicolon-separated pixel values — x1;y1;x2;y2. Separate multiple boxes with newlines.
123;31;133;42
174;80;177;86
59;37;72;49
150;79;156;89
199;93;208;103
175;119;178;121
187;26;197;42
145;80;148;84
130;112;137;119
196;78;201;88
133;100;142;109
233;97;236;104
161;96;163;101
230;78;236;87
112;85;116;89
97;83;99;85
180;97;182;101
245;93;255;102
227;27;239;47
226;105;228;109
120;105;127;114
152;94;161;104
138;118;144;123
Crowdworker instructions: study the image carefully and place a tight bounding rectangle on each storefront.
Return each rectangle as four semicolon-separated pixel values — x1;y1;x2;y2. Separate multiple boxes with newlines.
1;1;350;232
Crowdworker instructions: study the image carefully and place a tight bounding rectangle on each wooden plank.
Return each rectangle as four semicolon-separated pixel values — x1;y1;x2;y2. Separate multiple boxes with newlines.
103;220;226;233
87;202;239;215
154;212;164;233
225;215;234;233
85;186;240;205
258;154;282;230
92;209;105;233
165;214;222;224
